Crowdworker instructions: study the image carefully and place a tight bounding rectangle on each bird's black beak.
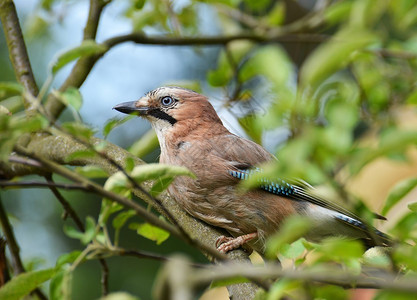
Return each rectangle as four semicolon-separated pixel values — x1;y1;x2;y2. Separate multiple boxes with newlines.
113;101;149;115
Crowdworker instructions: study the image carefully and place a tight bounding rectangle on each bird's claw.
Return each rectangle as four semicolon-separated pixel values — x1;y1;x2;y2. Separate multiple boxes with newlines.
215;232;258;253
216;236;236;253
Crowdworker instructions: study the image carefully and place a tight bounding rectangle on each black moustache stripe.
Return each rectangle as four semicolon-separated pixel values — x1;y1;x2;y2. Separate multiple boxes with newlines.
147;109;177;125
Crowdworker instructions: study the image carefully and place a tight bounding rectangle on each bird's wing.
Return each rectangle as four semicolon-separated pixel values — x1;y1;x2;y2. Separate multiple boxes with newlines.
228;168;359;219
208;133;275;166
228;168;392;246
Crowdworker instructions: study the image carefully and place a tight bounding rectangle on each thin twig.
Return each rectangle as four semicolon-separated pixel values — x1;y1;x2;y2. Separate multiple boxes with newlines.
0;179;87;190
0;195;48;300
8;156;44;169
44;174;85;230
44;174;111;295
0;237;10;286
105;32;328;48
98;259;109;296
372;49;417;60
0;196;24;274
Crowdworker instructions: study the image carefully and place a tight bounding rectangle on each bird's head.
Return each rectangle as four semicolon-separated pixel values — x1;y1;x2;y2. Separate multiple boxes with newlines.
113;86;223;135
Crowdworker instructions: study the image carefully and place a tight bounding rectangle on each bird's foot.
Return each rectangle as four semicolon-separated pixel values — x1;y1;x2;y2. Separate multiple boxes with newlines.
216;232;258;253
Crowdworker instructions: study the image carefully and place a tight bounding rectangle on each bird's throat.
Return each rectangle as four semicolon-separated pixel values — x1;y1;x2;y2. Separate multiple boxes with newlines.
147;109;177;125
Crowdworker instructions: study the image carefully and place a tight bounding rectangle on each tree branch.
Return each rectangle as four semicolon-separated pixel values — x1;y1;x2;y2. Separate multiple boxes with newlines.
0;195;47;300
44;30;327;120
44;0;110;120
104;32;328;47
45;175;85;230
0;196;24;274
0;0;39;108
0;180;87;190
191;263;416;292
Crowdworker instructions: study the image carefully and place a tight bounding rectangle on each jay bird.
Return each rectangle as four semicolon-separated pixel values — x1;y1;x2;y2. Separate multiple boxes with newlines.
114;87;391;253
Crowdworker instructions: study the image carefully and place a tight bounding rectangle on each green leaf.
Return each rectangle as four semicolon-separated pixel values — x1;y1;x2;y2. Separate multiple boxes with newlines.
324;1;353;25
253;289;267;300
99;199;124;226
376;290;416;300
393;244;417;270
408;202;417;212
264;2;285;26
0;268;55;300
240;45;292;86
0;82;23;96
390;212;417;241
0;96;23;114
150;176;174;197
280;238;307;259
312;284;348;300
103;115;135;138
61;122;95;141
132;10;158;31
11;114;49;132
316;238;364;260
382;177;417;216
131;163;195;183
75;165;108;178
56;250;83;268
133;0;146;10
82;216;97;244
124;157;135;173
104;172;129;193
406;88;417;105
243;0;270;12
51;40;107;74
207;51;233;87
59;87;83;111
0;105;11;115
268;279;301;300
41;0;55;10
100;292;140;300
393;245;417;271
63;217;96;244
113;210;136;230
128;129;159;158
300;28;377;87
63;225;84;240
238;114;262;145
50;265;72;300
265;216;311;258
130;222;170;245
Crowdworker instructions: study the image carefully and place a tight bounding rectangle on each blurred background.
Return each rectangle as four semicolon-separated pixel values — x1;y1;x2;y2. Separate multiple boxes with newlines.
2;0;417;299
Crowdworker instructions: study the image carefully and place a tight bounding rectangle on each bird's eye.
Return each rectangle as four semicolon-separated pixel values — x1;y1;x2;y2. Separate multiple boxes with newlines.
161;96;174;107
